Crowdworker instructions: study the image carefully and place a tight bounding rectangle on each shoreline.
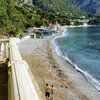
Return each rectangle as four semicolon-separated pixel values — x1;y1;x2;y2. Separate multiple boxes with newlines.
52;26;100;92
19;29;100;100
65;24;98;28
50;30;100;100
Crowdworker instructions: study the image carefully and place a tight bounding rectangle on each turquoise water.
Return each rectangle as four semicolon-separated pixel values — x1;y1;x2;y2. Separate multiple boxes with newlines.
54;26;100;91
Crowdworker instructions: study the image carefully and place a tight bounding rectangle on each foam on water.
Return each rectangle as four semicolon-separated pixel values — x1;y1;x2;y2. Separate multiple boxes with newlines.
83;23;88;27
51;26;100;92
73;63;100;91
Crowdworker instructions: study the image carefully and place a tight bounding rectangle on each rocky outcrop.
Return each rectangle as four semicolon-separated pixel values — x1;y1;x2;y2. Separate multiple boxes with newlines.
74;0;100;14
16;0;32;4
32;0;57;14
17;0;100;14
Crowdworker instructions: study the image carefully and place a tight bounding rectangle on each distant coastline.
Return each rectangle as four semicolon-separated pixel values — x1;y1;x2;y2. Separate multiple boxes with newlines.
66;24;98;28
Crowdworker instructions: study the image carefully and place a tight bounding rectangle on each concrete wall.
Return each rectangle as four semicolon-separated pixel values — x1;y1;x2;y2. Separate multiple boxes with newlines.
8;38;40;100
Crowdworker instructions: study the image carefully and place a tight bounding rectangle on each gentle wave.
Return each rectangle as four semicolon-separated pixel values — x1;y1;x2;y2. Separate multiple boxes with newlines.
51;26;100;92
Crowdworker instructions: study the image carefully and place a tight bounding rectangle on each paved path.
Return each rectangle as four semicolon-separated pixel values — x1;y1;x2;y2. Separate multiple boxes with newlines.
19;38;43;55
18;38;44;100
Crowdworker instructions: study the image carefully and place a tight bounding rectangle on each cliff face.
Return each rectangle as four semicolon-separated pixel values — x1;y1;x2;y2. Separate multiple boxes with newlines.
32;0;100;14
17;0;100;14
74;0;100;14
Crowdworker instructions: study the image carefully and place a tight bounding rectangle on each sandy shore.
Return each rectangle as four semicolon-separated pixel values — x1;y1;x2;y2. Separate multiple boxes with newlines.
18;34;100;100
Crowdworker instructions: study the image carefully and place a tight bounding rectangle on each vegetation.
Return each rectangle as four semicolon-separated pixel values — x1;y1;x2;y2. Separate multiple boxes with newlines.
0;0;58;37
88;14;100;25
0;0;100;37
32;0;86;16
0;0;74;37
0;0;8;27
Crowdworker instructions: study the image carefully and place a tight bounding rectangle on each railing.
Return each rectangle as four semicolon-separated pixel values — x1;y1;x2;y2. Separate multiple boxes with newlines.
9;38;40;100
0;38;41;100
9;38;21;100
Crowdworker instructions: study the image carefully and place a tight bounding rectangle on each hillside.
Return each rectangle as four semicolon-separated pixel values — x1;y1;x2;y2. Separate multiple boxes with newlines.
74;0;100;14
0;0;100;37
31;0;100;25
0;0;73;37
17;0;100;14
32;0;85;16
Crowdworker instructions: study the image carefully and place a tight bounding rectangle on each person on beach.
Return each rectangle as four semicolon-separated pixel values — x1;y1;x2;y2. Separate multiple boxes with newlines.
45;83;50;100
50;85;55;100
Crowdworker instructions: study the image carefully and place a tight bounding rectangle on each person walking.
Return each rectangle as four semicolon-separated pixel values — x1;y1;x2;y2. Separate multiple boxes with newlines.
45;83;50;100
50;85;55;100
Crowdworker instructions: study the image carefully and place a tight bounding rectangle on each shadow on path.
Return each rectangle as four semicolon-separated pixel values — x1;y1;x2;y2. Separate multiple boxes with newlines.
0;62;8;100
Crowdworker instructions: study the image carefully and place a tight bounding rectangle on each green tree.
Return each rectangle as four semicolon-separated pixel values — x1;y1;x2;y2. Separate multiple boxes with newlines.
6;0;15;19
34;20;43;27
0;0;8;27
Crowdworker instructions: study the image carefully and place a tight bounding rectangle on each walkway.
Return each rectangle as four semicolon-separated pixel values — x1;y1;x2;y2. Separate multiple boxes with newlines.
18;38;44;100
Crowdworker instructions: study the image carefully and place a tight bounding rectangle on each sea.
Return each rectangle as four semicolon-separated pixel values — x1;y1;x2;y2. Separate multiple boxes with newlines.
52;26;100;91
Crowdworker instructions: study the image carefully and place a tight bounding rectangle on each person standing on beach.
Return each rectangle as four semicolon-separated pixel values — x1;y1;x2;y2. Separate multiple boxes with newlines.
45;83;50;100
50;85;55;100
